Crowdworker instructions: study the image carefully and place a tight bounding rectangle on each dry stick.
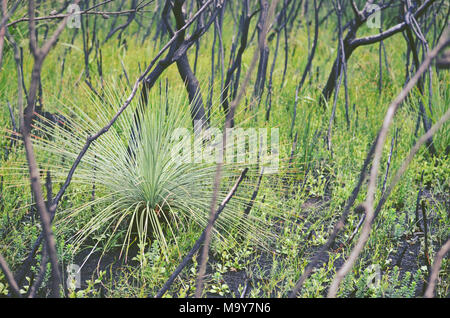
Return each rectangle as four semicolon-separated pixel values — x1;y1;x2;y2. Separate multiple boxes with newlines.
244;169;264;216
129;2;218;159
378;22;384;94
195;0;279;298
155;168;249;298
424;238;450;298
4;101;18;161
434;1;450;49
16;0;215;290
381;134;396;195
220;0;253;125
340;107;450;295
327;30;450;297
103;0;139;44
404;6;436;156
327;64;343;152
289;133;378;297
245;133;267;215
207;16;217;119
292;27;449;299
84;79;107;103
170;0;208;126
135;0;218;129
0;253;21;297
3;28;36;288
410;10;434;118
4;0;73;292
0;1;22;73
279;0;290;88
322;0;436;103
217;5;225;94
288;131;298;168
6;0;152;27
105;0;126;40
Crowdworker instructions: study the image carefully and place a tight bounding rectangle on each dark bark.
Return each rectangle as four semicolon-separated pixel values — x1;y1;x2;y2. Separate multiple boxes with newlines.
321;0;436;104
290;0;319;137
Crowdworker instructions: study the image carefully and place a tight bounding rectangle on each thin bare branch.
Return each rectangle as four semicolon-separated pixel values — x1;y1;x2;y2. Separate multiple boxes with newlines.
155;168;249;298
424;238;450;298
